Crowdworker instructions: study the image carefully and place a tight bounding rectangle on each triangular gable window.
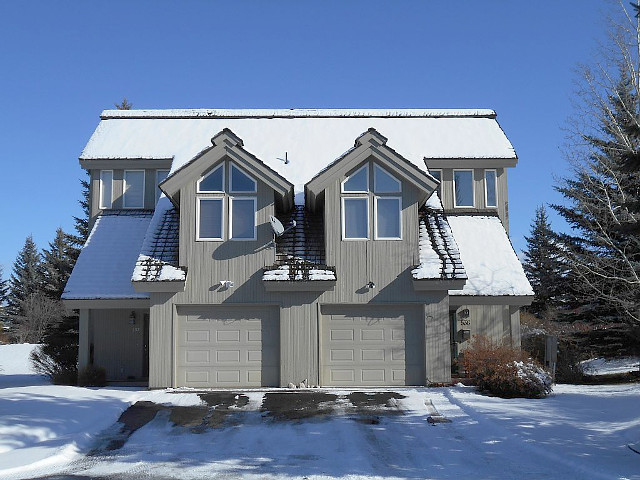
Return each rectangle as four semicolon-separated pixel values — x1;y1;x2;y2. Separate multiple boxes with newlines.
230;164;257;193
373;164;401;193
342;164;369;192
198;164;224;193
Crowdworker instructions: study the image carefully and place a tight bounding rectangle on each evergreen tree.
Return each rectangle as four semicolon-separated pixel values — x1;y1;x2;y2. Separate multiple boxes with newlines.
7;235;44;318
42;228;76;299
114;97;132;110
522;206;567;316
553;67;640;323
0;266;7;306
0;266;8;325
68;174;90;261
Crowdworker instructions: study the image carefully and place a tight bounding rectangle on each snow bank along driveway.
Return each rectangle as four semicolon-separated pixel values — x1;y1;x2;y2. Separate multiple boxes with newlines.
1;347;639;479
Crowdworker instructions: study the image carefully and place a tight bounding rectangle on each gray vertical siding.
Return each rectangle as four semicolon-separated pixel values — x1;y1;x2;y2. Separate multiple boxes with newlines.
424;294;451;384
149;292;175;388
91;309;146;381
78;309;91;370
323;178;421;303
279;297;320;386
454;304;519;353
509;306;521;347
498;168;509;232
145;157;520;387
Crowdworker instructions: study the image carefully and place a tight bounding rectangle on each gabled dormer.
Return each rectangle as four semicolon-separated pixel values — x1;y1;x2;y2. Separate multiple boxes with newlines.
304;129;442;294
158;129;294;270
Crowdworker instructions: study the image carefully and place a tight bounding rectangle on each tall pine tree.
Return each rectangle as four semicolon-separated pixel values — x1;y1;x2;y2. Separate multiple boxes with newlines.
42;228;76;299
7;235;44;318
68;174;90;261
0;266;7;304
522;206;567;316
0;266;8;325
553;65;640;322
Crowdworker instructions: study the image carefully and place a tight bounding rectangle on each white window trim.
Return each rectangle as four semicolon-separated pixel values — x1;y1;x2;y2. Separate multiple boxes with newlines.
453;169;475;208
196;197;224;241
229;163;257;193
156;169;170;204
197;163;225;193
484;169;498;208
229;196;257;241
123;169;145;209
99;170;113;209
374;196;402;240
373;164;401;193
341;164;370;193
341;196;369;240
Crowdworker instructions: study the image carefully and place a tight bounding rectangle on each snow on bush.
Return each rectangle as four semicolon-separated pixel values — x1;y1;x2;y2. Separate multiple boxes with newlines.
462;335;552;398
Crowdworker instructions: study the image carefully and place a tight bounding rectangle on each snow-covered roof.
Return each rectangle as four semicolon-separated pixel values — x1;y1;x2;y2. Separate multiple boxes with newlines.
63;211;152;299
81;109;516;195
447;215;534;297
412;194;466;281
132;198;185;283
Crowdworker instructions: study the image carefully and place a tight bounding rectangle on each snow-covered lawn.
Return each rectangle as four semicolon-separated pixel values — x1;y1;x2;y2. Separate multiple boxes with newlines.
1;344;639;480
582;356;640;375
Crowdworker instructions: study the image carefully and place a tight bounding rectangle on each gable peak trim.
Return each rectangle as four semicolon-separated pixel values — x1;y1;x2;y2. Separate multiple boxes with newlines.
211;128;243;148
354;128;388;148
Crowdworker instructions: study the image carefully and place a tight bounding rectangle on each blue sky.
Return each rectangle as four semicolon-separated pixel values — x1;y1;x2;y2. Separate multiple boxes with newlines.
0;0;610;274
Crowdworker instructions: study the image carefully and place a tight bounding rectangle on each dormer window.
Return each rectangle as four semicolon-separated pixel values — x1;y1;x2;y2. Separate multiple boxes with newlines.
453;169;474;208
123;170;145;208
230;164;257;193
99;170;113;209
485;169;497;208
196;162;257;241
342;164;369;193
341;162;402;240
198;164;224;193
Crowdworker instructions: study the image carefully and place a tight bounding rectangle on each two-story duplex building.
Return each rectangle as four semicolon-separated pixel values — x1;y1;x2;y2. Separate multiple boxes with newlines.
62;109;533;388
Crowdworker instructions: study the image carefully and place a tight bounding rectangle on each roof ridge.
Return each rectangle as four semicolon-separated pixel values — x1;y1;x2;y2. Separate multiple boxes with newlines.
100;108;497;120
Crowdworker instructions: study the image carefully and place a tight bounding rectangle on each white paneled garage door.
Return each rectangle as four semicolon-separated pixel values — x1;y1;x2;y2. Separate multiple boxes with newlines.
320;305;425;386
175;306;279;388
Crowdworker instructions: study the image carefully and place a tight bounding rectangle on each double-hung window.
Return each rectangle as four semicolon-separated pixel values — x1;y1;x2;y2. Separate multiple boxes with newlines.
123;170;145;208
196;162;257;241
341;163;402;240
485;169;497;208
453;169;474;207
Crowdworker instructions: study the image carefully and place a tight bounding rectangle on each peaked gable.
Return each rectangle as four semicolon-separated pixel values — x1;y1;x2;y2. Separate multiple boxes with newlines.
160;128;294;210
305;128;439;210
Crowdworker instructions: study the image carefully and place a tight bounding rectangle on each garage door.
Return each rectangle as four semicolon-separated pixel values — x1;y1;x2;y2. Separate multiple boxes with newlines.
320;305;424;386
175;306;279;388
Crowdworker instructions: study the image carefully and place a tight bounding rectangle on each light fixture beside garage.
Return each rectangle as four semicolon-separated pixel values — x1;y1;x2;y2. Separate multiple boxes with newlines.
366;281;375;289
220;280;234;289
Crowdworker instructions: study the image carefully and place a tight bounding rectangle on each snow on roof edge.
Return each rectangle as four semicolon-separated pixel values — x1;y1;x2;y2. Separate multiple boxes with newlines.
100;108;498;120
